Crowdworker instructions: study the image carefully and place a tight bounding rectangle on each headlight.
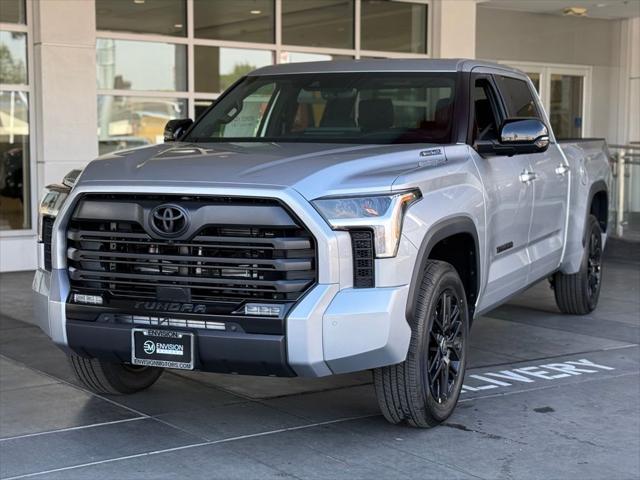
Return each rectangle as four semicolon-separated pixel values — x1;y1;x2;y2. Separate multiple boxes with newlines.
37;169;83;241
38;184;70;241
312;190;421;258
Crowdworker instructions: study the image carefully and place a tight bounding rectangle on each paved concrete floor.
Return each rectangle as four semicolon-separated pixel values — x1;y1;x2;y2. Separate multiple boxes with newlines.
0;248;638;479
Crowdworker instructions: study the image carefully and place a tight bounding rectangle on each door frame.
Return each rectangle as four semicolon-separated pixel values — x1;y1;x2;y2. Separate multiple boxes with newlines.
497;61;593;138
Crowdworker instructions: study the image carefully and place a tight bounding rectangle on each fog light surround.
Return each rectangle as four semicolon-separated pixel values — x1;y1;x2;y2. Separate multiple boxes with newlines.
73;294;103;305
244;303;284;317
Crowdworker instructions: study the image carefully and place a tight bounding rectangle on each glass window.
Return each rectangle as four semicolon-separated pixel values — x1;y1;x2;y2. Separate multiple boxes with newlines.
195;99;215;120
96;0;186;37
473;80;499;142
0;90;30;230
0;0;25;24
550;74;584;140
526;72;541;92
0;31;27;85
495;75;541;119
361;0;427;53
194;46;272;94
194;0;274;43
97;39;187;91
97;96;187;155
186;73;457;144
282;0;354;49
280;52;352;63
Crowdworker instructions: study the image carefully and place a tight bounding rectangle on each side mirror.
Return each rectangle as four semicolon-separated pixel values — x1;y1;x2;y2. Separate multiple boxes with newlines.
164;118;193;142
476;118;550;157
500;118;550;154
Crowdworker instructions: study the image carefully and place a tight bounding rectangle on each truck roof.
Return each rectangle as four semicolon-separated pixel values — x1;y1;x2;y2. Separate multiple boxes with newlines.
249;58;525;76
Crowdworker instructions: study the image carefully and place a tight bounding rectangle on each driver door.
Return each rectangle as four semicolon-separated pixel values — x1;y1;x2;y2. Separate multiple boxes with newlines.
471;75;534;313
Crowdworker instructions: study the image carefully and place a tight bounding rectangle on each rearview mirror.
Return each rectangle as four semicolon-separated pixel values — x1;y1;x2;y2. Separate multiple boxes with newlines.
164;118;193;142
476;118;550;156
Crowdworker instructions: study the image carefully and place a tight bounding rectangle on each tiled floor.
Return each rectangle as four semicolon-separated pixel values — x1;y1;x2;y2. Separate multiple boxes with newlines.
0;249;638;479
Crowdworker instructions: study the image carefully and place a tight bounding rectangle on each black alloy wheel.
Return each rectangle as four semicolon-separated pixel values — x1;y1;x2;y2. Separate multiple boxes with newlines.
587;229;602;301
427;289;464;404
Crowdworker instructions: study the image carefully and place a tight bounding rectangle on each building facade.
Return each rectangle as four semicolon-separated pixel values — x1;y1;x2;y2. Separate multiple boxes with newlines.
1;0;639;271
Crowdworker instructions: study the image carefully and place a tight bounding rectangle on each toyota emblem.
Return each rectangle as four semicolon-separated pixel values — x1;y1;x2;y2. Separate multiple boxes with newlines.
150;204;189;237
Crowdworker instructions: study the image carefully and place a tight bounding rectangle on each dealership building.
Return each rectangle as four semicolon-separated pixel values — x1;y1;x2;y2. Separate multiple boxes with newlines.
0;0;639;271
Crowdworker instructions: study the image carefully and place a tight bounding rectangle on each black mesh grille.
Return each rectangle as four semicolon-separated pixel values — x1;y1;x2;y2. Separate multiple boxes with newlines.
66;194;316;310
42;216;54;271
350;230;375;288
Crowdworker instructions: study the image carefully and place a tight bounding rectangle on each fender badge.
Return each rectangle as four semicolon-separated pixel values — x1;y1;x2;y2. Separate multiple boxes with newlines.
420;148;442;157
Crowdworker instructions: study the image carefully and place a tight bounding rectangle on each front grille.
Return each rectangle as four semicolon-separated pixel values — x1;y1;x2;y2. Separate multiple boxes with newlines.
66;194;317;312
42;216;54;271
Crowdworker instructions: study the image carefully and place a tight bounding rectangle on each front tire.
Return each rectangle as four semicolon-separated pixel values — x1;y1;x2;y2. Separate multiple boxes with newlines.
68;354;163;395
373;260;469;428
554;215;603;315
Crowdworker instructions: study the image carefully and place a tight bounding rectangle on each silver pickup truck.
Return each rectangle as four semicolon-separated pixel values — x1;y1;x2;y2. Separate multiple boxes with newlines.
33;59;610;428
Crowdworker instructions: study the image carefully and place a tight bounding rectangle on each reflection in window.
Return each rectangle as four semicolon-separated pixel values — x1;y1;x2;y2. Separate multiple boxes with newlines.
0;0;25;24
0;90;30;230
550;74;583;139
282;0;354;49
96;0;186;37
495;75;541;119
194;46;272;93
0;31;27;85
97;39;187;92
280;51;351;63
195;99;215;120
97;96;187;155
194;0;274;43
361;0;427;53
526;72;541;92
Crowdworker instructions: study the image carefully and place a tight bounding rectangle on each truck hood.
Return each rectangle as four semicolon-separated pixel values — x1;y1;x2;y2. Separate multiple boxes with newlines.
78;142;444;199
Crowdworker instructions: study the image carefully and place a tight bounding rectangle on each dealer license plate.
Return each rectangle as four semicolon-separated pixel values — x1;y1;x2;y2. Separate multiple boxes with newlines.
131;328;194;370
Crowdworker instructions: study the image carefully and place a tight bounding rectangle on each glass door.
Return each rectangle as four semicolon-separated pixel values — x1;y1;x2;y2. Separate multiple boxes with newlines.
550;74;584;140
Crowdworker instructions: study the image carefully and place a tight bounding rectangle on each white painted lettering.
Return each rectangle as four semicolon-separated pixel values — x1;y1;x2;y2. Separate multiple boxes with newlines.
515;366;569;380
567;359;615;371
469;374;511;387
543;363;594;375
485;370;535;383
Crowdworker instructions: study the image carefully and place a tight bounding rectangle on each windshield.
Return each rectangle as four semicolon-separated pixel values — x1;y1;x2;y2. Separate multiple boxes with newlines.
185;72;457;144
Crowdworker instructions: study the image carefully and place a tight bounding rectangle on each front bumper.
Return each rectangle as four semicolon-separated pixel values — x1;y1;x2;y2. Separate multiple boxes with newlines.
33;266;411;377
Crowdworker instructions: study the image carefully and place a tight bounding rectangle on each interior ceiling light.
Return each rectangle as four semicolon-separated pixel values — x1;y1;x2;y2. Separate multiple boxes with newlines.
174;23;183;29
133;0;145;4
250;10;262;15
563;6;588;16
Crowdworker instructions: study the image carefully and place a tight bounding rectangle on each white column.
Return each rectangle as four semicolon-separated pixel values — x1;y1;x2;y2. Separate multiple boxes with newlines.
33;0;98;190
430;0;477;59
617;17;640;213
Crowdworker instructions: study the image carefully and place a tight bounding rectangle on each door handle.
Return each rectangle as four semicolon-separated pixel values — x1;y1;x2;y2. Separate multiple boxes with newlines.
555;164;570;176
519;170;537;184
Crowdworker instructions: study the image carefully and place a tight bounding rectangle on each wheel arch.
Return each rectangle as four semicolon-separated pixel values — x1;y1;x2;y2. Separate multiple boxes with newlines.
585;180;608;242
406;216;480;323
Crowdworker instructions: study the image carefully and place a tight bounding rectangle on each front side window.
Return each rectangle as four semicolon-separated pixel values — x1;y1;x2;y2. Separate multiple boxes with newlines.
496;75;541;119
186;73;457;144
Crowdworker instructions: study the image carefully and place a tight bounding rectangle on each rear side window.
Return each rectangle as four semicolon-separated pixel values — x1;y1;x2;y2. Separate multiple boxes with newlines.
496;76;541;119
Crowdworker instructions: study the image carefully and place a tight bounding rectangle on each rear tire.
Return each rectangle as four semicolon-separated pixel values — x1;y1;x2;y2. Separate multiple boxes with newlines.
68;354;163;395
373;260;469;428
554;215;603;315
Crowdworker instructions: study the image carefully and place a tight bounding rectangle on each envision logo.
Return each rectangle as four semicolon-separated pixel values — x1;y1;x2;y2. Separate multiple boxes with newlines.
143;340;156;355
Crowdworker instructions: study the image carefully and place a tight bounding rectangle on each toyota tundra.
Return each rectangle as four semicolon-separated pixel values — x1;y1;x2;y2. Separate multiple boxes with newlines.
33;59;610;427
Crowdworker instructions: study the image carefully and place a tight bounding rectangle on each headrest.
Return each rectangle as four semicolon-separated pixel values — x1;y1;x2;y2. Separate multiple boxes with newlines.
358;98;394;131
320;97;355;127
435;98;453;127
